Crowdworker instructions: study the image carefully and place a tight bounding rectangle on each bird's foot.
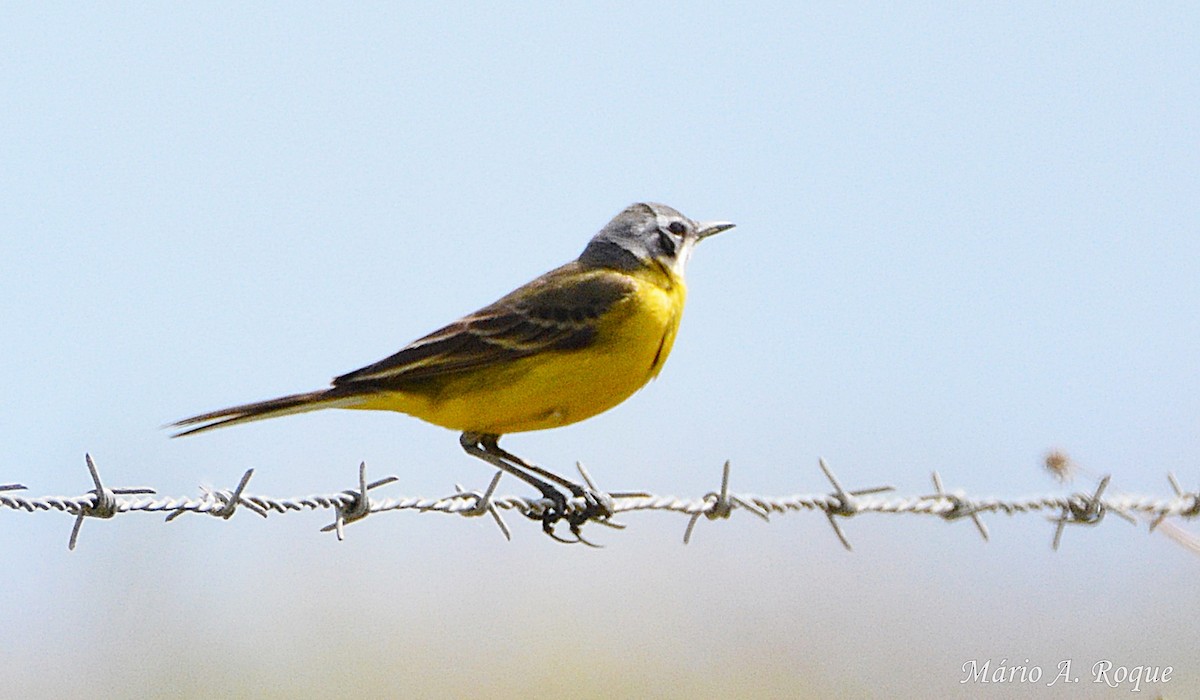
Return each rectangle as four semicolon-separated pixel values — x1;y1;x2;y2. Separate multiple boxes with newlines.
563;486;617;547
523;486;615;547
519;488;576;544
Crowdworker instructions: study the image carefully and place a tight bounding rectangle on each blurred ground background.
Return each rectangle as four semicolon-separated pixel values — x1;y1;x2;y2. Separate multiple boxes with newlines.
2;3;1197;698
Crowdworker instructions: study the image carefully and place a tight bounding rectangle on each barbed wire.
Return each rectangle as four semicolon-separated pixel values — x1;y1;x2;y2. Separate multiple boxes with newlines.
2;454;1197;551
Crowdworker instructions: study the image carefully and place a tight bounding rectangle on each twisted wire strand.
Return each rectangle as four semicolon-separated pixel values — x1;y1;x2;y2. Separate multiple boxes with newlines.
2;455;1196;550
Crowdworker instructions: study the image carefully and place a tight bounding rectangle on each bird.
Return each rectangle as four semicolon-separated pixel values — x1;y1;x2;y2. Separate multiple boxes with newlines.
171;202;734;541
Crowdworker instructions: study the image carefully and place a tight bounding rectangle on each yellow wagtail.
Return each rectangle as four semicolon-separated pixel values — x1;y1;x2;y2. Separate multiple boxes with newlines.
172;202;734;540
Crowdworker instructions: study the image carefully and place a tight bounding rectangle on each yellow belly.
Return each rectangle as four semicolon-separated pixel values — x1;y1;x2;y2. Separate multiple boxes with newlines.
353;269;686;434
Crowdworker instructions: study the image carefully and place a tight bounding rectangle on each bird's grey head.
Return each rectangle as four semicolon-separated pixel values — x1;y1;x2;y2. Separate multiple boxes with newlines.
578;202;735;277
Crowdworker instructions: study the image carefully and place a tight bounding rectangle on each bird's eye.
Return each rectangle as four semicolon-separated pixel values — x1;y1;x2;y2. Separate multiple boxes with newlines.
667;221;687;236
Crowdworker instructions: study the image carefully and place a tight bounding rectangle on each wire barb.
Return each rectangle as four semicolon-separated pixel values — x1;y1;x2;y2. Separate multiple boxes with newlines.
1049;475;1137;550
1150;473;1183;533
68;454;156;551
573;461;632;534
320;462;399;541
448;470;511;540
927;471;989;541
683;461;770;544
818;458;894;551
1149;473;1199;532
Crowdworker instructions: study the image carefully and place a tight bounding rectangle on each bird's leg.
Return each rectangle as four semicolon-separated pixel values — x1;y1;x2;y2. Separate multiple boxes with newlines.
484;437;613;544
485;439;585;493
459;432;575;542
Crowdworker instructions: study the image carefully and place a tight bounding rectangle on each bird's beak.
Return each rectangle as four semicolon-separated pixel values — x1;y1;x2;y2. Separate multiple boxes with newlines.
696;220;735;240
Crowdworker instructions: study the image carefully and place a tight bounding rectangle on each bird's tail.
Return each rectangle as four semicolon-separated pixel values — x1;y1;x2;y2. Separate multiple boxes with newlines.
169;389;363;437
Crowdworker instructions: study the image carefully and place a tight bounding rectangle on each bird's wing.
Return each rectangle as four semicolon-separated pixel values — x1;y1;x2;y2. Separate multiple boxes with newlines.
331;262;636;389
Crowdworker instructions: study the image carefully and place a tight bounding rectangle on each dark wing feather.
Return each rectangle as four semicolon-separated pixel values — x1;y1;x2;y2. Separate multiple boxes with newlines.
332;262;635;390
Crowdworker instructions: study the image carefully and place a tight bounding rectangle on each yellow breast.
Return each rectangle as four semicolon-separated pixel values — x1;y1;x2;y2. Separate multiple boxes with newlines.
356;265;687;434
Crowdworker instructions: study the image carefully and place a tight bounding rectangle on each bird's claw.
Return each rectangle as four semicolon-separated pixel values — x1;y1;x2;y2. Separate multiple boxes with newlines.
525;486;614;546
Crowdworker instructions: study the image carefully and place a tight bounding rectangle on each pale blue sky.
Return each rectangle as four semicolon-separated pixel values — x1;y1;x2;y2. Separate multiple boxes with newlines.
2;3;1198;697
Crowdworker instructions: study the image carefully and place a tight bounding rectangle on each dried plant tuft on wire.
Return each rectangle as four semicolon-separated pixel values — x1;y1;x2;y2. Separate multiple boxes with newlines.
1044;449;1077;482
